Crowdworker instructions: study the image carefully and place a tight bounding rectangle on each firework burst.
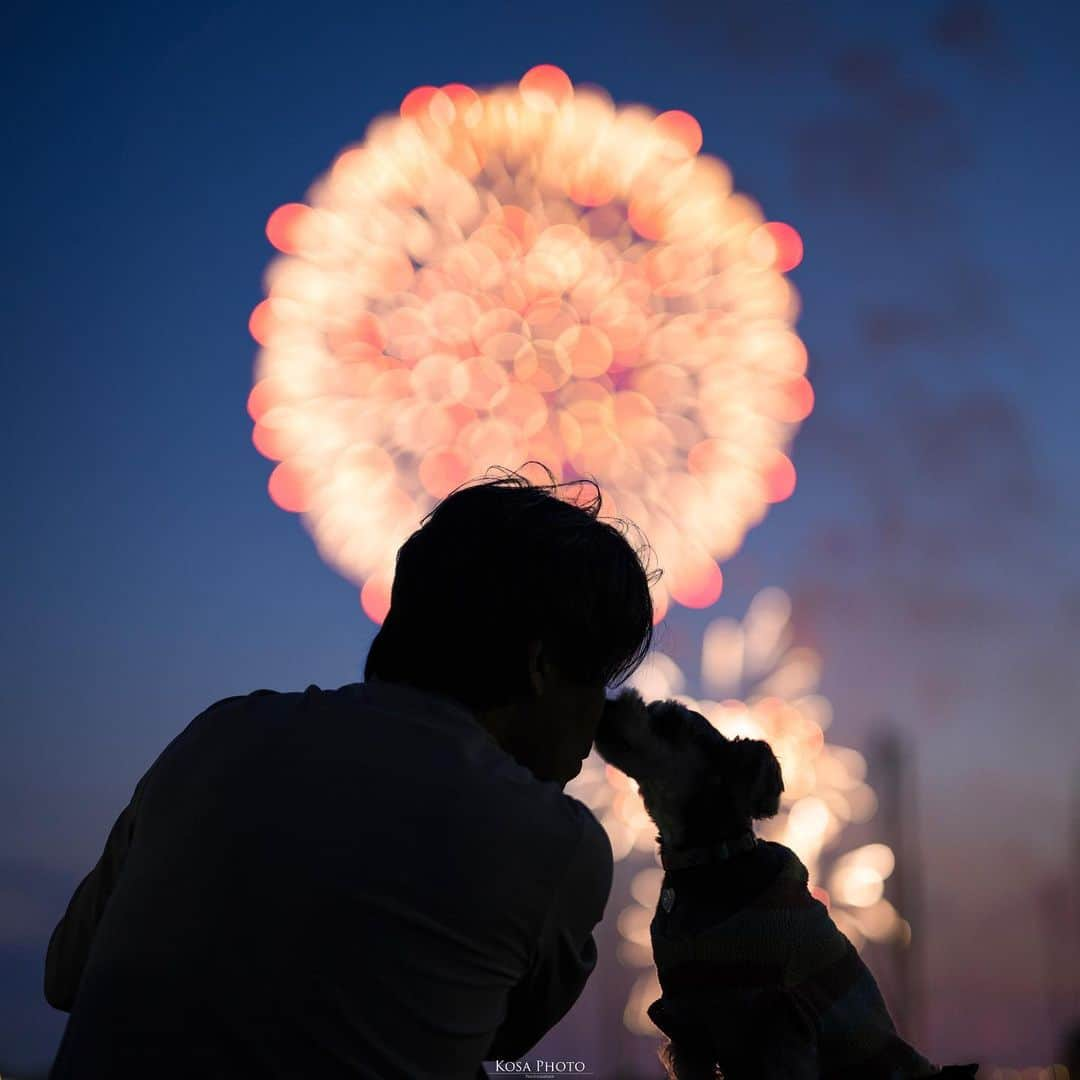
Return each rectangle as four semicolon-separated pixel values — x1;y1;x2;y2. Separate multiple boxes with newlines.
248;66;811;624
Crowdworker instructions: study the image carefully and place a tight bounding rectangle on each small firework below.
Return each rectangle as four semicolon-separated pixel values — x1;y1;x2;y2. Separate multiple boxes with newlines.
249;67;811;624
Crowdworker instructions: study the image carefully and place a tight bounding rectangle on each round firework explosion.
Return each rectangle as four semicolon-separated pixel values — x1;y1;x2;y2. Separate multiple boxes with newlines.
248;66;812;624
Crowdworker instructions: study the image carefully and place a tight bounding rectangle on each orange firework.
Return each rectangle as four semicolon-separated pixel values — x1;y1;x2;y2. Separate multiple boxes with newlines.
249;66;811;625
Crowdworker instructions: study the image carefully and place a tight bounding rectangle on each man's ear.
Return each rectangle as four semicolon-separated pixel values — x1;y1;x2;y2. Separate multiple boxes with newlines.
728;738;785;819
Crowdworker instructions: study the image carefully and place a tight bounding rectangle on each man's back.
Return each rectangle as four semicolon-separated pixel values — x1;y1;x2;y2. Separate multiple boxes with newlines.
46;679;614;1079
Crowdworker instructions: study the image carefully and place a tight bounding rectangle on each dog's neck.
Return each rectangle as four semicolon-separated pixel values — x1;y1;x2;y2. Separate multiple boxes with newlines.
657;822;757;872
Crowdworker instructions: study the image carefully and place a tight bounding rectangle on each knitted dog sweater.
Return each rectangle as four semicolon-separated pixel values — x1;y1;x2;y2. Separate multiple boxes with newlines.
646;840;949;1079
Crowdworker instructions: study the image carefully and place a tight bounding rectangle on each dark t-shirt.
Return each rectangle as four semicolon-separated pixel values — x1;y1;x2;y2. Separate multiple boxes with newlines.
44;678;614;1079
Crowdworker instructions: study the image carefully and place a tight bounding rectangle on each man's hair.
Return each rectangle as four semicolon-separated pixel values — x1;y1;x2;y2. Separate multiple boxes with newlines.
363;461;663;713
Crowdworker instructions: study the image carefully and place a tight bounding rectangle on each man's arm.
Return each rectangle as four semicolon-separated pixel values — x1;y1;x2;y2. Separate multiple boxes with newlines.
43;693;253;1011
484;800;614;1062
44;771;150;1011
43;768;152;1011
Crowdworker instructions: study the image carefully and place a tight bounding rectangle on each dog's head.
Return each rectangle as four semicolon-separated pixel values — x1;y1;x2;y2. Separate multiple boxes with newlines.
595;687;784;846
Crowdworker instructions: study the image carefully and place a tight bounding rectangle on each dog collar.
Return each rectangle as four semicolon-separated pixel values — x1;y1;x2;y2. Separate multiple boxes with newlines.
659;829;758;871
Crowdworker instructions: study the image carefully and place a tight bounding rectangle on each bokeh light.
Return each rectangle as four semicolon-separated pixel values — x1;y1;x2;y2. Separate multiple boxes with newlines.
250;66;812;623
748;220;804;273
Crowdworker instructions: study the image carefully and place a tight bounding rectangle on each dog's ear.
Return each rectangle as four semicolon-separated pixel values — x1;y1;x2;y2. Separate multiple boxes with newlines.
728;738;784;820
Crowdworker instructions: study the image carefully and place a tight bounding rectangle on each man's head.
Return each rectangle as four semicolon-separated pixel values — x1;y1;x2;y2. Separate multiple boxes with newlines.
364;462;661;785
476;639;608;786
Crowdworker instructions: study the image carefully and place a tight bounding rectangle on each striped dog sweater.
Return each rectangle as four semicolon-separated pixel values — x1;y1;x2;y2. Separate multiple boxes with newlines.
647;840;958;1079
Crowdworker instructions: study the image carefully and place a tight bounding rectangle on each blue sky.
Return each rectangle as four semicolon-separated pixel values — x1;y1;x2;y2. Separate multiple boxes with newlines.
4;0;1079;1070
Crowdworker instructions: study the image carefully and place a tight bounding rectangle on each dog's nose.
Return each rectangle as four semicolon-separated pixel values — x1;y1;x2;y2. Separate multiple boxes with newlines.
595;704;617;747
594;700;631;760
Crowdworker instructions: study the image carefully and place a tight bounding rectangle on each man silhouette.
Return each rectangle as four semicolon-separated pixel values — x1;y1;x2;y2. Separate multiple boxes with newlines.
44;465;659;1079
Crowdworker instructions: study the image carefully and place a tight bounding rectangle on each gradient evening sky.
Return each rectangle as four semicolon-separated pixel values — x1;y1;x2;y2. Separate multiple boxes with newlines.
3;0;1078;1071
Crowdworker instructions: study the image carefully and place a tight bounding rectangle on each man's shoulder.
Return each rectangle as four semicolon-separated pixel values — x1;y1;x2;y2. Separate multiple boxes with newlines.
192;684;330;727
194;686;288;720
565;794;614;887
535;793;613;914
452;765;612;906
189;683;613;868
479;771;601;850
560;794;613;863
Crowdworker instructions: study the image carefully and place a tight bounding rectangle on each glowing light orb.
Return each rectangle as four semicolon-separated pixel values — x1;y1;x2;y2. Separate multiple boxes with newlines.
251;66;812;622
265;203;311;255
748;221;804;273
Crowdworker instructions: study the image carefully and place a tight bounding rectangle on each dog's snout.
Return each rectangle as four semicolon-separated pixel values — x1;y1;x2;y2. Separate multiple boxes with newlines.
594;689;650;768
596;700;619;743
